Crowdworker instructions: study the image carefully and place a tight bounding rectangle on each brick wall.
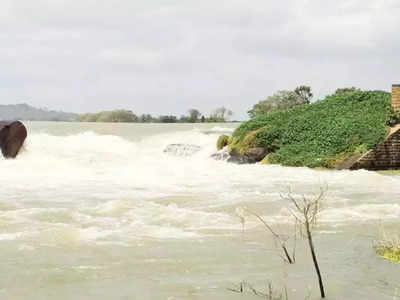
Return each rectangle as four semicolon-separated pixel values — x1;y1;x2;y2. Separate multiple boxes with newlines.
346;85;400;170
350;128;400;170
392;84;400;111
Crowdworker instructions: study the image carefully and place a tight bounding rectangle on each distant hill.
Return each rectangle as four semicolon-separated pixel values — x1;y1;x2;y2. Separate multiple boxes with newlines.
0;103;77;121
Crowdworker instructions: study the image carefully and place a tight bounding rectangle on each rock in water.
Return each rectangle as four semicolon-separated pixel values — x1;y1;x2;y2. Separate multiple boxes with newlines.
211;147;267;164
211;148;231;161
163;144;201;157
0;121;27;158
227;147;267;164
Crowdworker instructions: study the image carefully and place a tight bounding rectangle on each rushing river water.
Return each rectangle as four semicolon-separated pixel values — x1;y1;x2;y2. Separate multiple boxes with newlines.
0;121;399;299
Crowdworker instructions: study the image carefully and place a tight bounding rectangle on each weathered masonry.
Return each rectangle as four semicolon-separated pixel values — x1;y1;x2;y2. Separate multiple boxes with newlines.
349;84;400;170
392;84;400;111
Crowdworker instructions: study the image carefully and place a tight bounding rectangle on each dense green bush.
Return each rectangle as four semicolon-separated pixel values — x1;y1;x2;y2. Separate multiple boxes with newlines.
231;90;397;168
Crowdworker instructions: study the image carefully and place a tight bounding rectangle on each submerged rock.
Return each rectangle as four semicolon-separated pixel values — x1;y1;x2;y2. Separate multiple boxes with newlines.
211;147;267;164
163;144;201;157
211;148;230;161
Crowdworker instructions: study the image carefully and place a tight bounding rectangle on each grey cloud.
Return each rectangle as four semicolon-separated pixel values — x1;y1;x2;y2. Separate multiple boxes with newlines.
0;0;399;119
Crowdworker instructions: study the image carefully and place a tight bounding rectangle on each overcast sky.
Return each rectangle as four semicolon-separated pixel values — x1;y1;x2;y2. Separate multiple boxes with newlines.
0;0;399;119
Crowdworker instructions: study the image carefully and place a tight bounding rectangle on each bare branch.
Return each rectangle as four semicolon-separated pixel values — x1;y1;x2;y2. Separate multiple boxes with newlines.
245;208;295;264
281;187;327;298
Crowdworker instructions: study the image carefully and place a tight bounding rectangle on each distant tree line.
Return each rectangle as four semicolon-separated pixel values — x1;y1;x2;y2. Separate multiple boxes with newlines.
76;107;233;123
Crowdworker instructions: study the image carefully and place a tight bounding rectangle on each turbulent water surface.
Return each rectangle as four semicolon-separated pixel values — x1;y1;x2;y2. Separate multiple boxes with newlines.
0;122;399;299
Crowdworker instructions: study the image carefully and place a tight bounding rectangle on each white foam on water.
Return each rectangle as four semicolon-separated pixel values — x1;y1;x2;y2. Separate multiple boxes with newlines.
320;203;400;224
0;124;399;244
243;203;400;229
208;126;235;133
0;232;23;241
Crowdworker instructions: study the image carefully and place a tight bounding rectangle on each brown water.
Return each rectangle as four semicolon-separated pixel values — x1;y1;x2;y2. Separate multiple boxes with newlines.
0;121;399;299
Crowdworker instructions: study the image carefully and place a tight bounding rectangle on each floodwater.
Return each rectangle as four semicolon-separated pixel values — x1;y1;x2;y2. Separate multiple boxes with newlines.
0;122;399;299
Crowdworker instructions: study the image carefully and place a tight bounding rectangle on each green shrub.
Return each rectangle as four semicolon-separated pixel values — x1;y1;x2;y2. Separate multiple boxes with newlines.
216;135;230;150
375;230;400;264
231;90;396;168
376;247;400;264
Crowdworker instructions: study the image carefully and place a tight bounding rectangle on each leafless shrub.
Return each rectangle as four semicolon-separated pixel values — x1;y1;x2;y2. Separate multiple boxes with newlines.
233;186;328;299
228;281;289;299
282;187;326;298
244;208;297;264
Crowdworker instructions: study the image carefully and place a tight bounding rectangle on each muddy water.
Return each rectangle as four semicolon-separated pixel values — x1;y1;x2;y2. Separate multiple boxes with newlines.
0;121;399;299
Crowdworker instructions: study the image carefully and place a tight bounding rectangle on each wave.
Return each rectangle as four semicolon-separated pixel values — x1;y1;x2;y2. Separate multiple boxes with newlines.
208;126;235;133
0;127;399;242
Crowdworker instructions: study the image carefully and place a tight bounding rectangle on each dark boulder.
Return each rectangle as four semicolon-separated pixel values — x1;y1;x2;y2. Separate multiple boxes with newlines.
227;147;267;164
0;121;27;158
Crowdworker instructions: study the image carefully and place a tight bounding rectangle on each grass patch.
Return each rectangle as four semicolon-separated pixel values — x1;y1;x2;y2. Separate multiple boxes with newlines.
216;135;230;150
376;247;400;263
231;90;397;168
377;170;400;175
375;230;400;264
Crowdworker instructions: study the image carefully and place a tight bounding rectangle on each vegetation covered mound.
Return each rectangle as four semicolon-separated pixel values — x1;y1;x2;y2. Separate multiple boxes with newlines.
230;90;398;168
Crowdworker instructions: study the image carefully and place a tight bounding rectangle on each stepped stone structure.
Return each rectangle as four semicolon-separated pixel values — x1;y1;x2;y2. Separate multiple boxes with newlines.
349;84;400;170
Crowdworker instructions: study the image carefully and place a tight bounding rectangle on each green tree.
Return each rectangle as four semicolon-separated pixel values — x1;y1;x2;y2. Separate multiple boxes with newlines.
188;109;201;123
294;85;313;104
77;110;138;122
209;107;233;122
159;115;177;123
179;115;190;123
248;90;309;118
108;110;138;122
334;87;361;94
140;114;154;123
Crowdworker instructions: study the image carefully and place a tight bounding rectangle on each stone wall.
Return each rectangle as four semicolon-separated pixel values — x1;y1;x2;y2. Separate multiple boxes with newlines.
348;85;400;170
350;126;400;170
392;84;400;111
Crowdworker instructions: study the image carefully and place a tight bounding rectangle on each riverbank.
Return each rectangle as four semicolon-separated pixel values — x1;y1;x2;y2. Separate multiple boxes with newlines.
222;90;399;168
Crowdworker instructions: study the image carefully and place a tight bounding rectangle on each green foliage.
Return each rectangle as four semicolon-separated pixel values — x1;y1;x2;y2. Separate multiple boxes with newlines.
188;109;201;123
230;129;261;155
375;229;400;264
376;247;400;263
76;110;138;122
216;135;230;150
248;87;312;118
386;107;400;126
139;114;155;123
77;107;234;124
233;90;395;168
158;115;178;123
294;85;313;103
208;107;233;122
334;87;361;95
